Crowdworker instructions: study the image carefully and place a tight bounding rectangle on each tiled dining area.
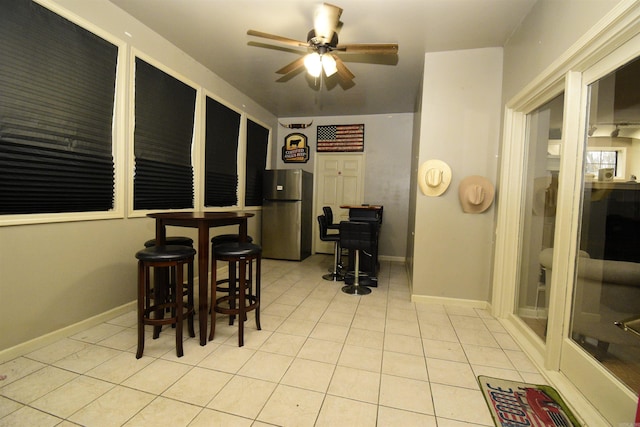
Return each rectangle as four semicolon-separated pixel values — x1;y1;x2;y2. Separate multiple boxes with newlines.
0;254;545;426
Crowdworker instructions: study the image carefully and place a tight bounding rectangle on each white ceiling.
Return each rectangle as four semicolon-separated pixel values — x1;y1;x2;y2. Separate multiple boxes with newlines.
108;0;537;118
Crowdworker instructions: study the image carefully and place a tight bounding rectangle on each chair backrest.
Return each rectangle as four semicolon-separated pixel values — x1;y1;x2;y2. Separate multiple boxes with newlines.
322;206;334;225
339;221;376;251
317;215;328;240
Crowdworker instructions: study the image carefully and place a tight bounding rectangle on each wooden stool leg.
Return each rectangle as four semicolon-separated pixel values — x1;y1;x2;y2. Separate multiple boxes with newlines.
238;258;246;347
209;254;217;342
228;260;236;325
170;265;176;321
175;262;184;358
187;260;195;338
136;260;146;359
255;255;261;331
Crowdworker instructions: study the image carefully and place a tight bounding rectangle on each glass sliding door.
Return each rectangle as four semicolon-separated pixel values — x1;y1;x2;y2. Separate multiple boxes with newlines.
560;41;640;425
572;56;640;385
516;94;564;343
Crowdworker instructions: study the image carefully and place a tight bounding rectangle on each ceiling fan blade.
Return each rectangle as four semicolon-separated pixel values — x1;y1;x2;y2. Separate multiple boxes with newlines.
335;43;399;54
314;3;343;43
247;29;307;48
332;54;355;81
276;56;306;75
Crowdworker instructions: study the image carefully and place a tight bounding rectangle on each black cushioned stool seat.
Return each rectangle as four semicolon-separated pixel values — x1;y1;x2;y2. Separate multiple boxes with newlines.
318;215;344;281
211;234;253;246
144;236;194;248
135;245;196;358
209;242;261;347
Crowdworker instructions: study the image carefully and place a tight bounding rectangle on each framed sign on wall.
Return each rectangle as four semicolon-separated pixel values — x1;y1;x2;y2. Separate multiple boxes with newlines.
282;133;310;163
317;124;364;152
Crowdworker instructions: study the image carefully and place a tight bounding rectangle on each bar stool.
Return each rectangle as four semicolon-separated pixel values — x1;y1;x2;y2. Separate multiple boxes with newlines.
340;221;376;295
318;215;344;281
135;245;196;358
145;236;194;330
322;206;340;230
211;234;254;294
209;242;261;347
322;206;346;273
211;234;254;324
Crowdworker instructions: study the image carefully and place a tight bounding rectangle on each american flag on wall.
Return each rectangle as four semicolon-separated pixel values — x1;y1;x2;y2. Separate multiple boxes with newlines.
316;124;365;152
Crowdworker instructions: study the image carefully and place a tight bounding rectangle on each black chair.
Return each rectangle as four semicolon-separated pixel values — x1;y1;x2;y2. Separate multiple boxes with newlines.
209;242;262;347
318;215;344;281
135;245;196;358
339;221;377;295
322;206;340;230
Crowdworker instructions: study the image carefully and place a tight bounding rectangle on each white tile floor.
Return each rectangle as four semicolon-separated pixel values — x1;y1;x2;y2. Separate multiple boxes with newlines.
0;255;546;426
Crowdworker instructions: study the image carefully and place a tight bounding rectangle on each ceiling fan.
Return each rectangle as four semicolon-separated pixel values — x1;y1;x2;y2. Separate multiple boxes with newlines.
247;3;398;84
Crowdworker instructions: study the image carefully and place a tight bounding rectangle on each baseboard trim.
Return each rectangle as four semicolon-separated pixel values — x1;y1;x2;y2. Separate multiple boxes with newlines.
411;294;491;310
378;255;405;263
0;301;136;364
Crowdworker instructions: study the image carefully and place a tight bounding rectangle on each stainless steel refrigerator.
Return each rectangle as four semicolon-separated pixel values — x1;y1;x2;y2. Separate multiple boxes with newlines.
262;169;313;260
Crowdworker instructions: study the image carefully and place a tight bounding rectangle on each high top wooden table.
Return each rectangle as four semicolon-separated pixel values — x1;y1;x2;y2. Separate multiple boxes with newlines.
147;211;254;345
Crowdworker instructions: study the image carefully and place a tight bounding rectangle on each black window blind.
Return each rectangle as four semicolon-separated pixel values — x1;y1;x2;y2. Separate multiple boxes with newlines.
245;119;269;206
133;58;196;210
0;0;118;214
204;97;240;207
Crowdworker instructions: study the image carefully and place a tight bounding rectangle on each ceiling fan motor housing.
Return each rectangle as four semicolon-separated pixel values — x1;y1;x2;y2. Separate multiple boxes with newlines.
307;29;339;49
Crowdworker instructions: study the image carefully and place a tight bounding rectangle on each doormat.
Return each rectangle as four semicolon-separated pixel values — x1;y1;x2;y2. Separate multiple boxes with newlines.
478;375;582;427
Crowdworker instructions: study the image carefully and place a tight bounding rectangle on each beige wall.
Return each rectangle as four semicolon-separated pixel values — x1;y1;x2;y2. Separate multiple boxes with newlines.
0;0;274;354
502;0;622;104
411;48;503;303
275;113;414;260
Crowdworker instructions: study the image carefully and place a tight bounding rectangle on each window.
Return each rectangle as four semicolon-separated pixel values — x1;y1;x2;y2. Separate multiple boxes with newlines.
244;119;269;206
133;58;196;210
0;0;118;215
204;97;241;207
585;148;625;178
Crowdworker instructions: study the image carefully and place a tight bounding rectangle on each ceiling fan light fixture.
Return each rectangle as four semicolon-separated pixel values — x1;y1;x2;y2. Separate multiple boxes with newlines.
304;52;322;77
322;54;337;77
247;2;396;84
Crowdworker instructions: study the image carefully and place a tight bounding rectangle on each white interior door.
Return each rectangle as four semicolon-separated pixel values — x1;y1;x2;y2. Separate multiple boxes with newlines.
314;153;364;253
